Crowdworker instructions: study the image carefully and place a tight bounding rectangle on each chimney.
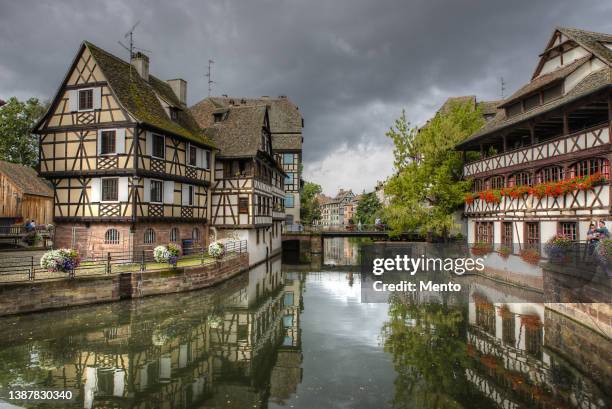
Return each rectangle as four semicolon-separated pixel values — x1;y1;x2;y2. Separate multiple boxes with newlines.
167;79;187;106
131;52;149;81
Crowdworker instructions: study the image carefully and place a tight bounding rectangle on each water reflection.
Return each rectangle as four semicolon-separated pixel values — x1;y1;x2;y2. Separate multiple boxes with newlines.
0;256;305;409
0;239;609;409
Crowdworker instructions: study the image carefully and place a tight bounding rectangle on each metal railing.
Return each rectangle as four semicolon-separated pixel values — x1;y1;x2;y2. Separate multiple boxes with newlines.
0;240;247;283
0;225;53;237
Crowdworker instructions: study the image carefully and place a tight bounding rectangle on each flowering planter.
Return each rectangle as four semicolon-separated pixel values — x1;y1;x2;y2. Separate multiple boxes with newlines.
466;173;607;204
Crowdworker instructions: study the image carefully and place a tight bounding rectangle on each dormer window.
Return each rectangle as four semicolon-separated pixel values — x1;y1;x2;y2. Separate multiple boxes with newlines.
169;108;178;121
213;113;224;122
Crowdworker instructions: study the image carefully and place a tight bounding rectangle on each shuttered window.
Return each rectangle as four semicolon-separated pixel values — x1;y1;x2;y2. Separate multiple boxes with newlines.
502;222;513;246
101;178;118;202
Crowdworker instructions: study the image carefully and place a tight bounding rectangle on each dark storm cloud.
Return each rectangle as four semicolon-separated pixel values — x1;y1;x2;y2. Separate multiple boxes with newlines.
1;0;611;190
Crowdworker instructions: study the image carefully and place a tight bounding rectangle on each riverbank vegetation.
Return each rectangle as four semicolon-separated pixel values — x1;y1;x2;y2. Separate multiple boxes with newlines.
383;102;484;238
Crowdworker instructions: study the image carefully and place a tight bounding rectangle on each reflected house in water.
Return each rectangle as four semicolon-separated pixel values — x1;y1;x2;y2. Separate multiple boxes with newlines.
465;278;611;409
0;256;304;409
324;237;360;266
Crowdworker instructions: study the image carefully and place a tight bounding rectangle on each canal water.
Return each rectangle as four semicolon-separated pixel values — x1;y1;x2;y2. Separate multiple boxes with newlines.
0;237;609;409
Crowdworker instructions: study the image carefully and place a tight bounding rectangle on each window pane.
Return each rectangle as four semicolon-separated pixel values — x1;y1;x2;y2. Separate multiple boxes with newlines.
283;153;294;164
79;89;93;110
285;193;294;208
189;146;197;166
100;131;116;155
102;178;118;201
152;135;165;158
151;180;163;203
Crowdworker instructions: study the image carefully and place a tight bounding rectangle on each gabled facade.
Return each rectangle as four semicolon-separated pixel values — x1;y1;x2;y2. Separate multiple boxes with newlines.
456;27;612;246
35;42;215;257
191;95;303;225
204;104;286;265
315;189;355;226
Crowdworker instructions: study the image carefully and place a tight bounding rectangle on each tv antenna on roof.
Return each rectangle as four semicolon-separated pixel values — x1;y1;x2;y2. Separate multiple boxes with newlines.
500;77;506;99
206;59;215;96
118;21;151;58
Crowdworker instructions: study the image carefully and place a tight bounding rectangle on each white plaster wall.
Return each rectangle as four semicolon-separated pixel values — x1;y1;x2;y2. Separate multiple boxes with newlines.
494;221;502;244
540;221;557;243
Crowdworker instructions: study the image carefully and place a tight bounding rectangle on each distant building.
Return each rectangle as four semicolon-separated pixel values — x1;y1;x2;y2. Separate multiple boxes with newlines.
191;96;303;226
0;160;53;226
315;189;355;226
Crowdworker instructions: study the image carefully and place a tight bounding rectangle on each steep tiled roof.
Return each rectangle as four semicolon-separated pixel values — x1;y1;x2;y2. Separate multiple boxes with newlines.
206;105;267;157
0;161;53;197
503;56;590;107
557;27;612;66
457;68;612;149
84;42;214;147
190;96;302;150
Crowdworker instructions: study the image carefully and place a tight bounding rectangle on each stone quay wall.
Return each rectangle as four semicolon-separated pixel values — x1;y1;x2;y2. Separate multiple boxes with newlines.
0;253;249;317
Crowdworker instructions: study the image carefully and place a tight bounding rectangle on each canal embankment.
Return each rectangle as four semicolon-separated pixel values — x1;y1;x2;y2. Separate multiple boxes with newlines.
0;252;249;317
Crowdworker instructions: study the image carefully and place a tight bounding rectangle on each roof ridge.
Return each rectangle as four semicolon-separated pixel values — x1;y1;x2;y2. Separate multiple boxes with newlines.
83;41;167;85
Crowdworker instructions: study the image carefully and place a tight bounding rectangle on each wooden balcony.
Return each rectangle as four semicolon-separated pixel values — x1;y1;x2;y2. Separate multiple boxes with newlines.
463;124;610;178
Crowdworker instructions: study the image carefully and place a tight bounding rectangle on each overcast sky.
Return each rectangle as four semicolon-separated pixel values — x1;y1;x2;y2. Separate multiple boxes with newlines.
1;0;611;195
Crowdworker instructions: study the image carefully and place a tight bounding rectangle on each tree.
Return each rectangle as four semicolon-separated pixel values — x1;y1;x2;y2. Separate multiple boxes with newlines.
300;181;322;225
384;101;484;238
0;97;48;167
355;192;382;224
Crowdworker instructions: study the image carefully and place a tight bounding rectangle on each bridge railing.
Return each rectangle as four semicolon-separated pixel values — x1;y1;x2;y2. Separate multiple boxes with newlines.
307;224;390;233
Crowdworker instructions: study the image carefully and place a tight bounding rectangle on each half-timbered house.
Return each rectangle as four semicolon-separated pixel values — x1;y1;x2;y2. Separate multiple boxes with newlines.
456;27;612;247
204;104;286;265
191;95;303;226
34;42;215;257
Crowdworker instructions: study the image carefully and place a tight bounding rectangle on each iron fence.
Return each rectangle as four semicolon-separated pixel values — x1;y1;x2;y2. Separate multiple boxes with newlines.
0;240;247;283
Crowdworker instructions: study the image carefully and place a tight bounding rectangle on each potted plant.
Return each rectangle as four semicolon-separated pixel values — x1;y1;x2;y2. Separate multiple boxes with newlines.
544;234;573;263
153;243;182;267
40;249;80;273
208;241;225;259
520;247;541;265
471;241;492;256
497;245;512;259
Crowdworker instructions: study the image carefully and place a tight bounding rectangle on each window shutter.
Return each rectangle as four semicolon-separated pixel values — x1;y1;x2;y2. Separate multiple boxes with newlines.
186;143;191;165
145;132;152;156
196;147;202;168
93;87;102;109
97;130;102;155
116;129;126;154
204;150;211;169
163;181;174;204
118;177;129;202
68;90;78;112
143;178;151;202
182;184;189;206
90;178;101;202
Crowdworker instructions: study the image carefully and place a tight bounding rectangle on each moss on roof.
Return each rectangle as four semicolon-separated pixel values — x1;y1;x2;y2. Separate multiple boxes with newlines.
84;41;215;148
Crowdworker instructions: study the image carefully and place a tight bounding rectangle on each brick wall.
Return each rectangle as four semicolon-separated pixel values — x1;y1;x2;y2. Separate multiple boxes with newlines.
54;221;210;258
